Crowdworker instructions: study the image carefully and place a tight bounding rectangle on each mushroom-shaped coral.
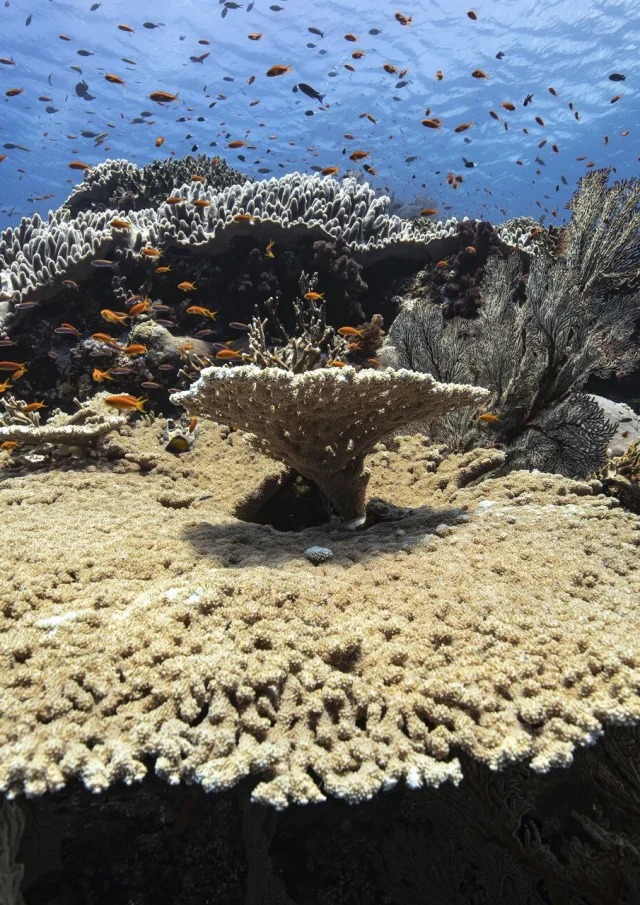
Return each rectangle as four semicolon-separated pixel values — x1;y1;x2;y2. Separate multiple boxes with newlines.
172;366;488;521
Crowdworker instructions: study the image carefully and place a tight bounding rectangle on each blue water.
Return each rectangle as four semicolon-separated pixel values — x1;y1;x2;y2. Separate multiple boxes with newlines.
0;0;637;231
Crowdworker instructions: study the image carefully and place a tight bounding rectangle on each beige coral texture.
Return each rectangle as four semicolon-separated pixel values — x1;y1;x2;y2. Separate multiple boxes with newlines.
172;365;488;520
0;422;639;808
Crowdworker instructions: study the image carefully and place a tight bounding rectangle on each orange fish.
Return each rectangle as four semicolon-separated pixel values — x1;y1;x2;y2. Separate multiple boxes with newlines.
0;155;6;163
329;360;346;367
110;218;131;229
92;367;114;383
68;161;91;170
0;361;27;371
5;88;24;97
399;68;409;78
422;118;442;130
349;150;369;161
0;378;13;392
233;213;254;222
352;50;365;59
91;333;123;349
191;175;206;183
0;441;20;451
149;91;179;103
100;309;129;325
337;326;364;337
304;291;324;300
265;238;275;258
129;300;150;316
500;102;515;111
489;110;500;120
105;394;147;413
124;344;148;357
156;136;165;147
436;260;449;268
395;12;412;25
22;400;47;412
435;70;443;81
266;65;292;77
344;64;355;72
105;74;125;85
192;199;210;207
155;265;172;273
166;196;183;204
227;140;246;148
535;116;545;126
344;33;358;41
465;245;476;254
321;166;340;175
117;23;135;32
548;86;558;96
471;69;488;79
479;413;501;423
467;10;478;19
248;32;263;40
382;63;397;74
367;359;381;366
180;280;200;292
188;417;199;433
142;247;162;257
610;94;622;103
419;208;439;216
454;122;473;132
216;348;243;359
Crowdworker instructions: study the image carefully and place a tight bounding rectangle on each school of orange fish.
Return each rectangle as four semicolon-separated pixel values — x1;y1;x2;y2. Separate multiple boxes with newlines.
0;7;633;439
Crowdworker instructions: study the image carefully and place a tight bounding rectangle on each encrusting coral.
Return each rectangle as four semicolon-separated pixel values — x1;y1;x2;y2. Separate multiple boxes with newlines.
171;365;488;520
0;423;639;809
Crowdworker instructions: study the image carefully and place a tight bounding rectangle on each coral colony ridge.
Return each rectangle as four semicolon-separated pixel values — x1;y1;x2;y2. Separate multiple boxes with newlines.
0;151;640;903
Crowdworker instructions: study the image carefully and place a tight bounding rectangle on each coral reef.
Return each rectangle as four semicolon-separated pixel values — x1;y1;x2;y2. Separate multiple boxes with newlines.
383;170;640;477
63;154;250;216
0;424;639;809
596;437;640;513
171;365;488;519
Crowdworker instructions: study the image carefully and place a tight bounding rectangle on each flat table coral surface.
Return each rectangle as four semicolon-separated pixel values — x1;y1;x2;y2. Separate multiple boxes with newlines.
1;425;639;807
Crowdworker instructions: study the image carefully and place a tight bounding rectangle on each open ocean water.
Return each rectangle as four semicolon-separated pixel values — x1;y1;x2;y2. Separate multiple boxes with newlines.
0;0;638;231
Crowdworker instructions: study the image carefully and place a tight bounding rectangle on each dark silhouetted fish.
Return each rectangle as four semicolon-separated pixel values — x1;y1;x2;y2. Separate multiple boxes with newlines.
308;26;324;37
496;50;505;59
90;2;100;8
298;82;324;102
77;49;94;56
25;11;32;25
369;28;382;34
609;73;625;81
3;143;32;151
462;157;476;167
143;21;164;28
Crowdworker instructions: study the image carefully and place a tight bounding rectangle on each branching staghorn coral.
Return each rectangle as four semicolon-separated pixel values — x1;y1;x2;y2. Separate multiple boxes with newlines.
0;392;126;451
383;170;640;478
172;365;488;520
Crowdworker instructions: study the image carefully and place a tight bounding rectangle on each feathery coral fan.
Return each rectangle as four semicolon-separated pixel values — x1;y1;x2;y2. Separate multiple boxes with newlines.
383;170;640;477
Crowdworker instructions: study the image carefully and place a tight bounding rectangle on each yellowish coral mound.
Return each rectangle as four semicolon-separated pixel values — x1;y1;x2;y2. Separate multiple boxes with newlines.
0;425;639;807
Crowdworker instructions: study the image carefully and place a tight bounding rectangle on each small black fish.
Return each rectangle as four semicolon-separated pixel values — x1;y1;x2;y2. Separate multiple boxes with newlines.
257;167;272;173
523;93;534;106
462;157;476;168
45;105;58;113
225;1;243;6
395;79;409;88
223;75;234;81
122;57;136;64
369;28;382;34
90;2;100;8
221;6;227;16
25;11;32;25
535;155;546;166
561;175;568;185
191;144;199;151
143;21;164;28
297;82;324;102
75;80;89;97
608;73;625;81
81;130;98;137
405;155;417;162
304;109;314;116
247;1;254;8
48;73;52;85
306;42;316;48
308;26;324;37
270;4;283;8
71;66;82;73
495;50;505;59
3;143;32;151
464;137;472;143
77;49;94;56
327;71;338;78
